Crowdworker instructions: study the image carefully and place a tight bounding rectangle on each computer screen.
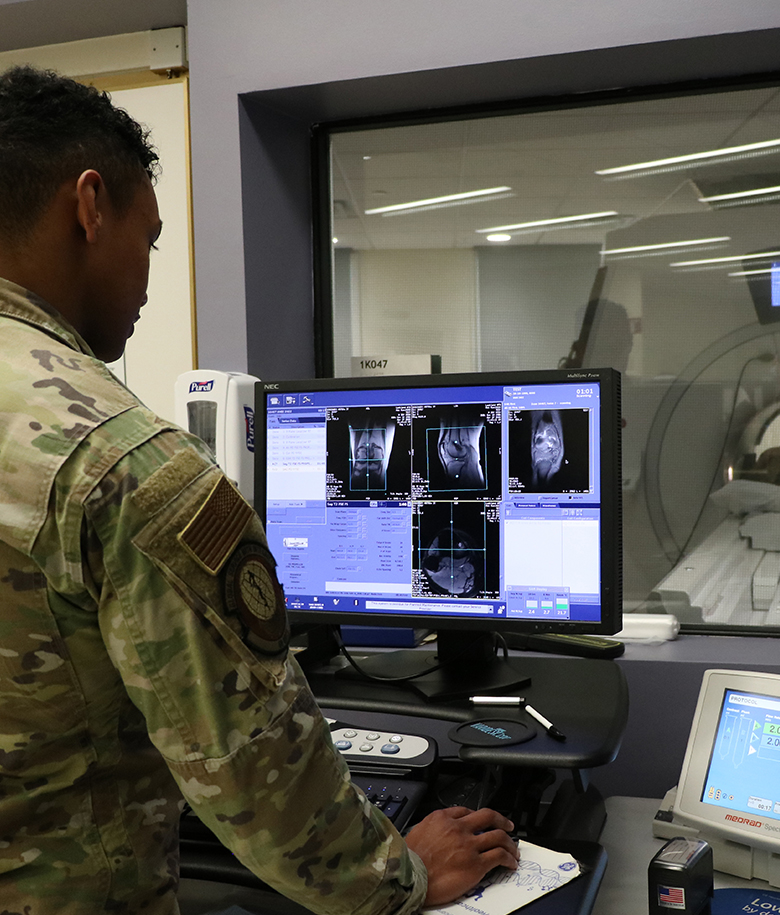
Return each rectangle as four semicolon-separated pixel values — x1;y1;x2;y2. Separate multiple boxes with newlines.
746;252;780;325
255;368;621;690
702;687;780;821
674;669;780;859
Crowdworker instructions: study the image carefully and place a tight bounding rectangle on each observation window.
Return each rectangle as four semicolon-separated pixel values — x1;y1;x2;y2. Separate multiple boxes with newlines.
317;81;780;634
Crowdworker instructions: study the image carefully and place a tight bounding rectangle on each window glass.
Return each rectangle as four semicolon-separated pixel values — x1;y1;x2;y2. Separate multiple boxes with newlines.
326;83;780;632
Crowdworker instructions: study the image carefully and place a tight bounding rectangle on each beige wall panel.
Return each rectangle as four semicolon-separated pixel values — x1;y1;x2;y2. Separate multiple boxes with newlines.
356;249;477;374
109;80;194;422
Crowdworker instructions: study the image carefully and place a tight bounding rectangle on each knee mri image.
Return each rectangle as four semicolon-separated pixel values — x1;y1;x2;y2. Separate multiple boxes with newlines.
436;419;485;488
350;419;395;490
325;406;411;500
412;404;502;500
507;408;591;494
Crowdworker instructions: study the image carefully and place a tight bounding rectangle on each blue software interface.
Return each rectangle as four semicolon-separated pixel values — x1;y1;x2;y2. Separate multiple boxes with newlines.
701;689;780;821
772;262;780;311
264;380;603;625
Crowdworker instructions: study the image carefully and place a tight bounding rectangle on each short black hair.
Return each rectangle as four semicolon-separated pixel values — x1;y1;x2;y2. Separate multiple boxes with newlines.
0;66;160;244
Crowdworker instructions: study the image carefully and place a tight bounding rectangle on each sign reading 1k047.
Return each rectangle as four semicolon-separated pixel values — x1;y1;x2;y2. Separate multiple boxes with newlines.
351;354;442;377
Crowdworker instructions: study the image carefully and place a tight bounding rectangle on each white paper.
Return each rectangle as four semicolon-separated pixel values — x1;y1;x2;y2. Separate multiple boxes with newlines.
423;840;582;915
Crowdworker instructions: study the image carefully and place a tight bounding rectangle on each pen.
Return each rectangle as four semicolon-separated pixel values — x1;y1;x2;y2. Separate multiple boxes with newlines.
469;696;522;706
523;703;567;741
469;696;567;741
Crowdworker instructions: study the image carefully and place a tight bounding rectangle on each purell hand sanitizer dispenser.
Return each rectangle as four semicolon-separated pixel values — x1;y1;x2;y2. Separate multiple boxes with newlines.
174;370;260;505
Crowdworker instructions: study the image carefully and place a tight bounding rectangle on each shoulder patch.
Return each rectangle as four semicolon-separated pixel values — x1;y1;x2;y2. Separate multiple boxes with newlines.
178;475;254;575
223;541;290;656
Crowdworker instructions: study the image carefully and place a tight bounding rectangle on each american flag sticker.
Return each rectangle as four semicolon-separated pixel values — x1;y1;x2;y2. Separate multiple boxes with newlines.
658;885;685;909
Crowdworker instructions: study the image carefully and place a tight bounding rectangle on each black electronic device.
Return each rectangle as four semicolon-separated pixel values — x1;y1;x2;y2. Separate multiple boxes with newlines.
256;368;622;698
332;719;434;832
648;837;713;915
502;632;625;659
351;774;428;832
327;720;438;778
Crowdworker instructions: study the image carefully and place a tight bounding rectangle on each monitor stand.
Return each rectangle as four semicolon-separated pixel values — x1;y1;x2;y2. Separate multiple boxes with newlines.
336;629;531;702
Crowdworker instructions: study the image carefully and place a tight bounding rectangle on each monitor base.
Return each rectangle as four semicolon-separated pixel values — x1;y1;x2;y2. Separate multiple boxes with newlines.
336;630;531;701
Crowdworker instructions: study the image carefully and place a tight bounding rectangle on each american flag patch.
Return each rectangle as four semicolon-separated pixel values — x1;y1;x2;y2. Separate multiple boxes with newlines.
658;885;685;909
178;475;253;574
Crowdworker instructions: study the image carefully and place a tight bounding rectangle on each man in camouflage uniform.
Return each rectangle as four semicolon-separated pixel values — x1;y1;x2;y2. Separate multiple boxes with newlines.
0;67;518;914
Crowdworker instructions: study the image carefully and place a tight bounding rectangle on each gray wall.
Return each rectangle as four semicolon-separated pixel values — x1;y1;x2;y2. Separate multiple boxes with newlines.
239;97;315;382
186;0;780;375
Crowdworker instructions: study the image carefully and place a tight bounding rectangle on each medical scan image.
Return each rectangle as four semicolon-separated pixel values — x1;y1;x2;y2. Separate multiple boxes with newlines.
349;419;395;490
531;410;564;487
436;420;485;488
414;502;499;599
411;404;502;499
325;406;411;500
507;408;591;493
424;527;478;596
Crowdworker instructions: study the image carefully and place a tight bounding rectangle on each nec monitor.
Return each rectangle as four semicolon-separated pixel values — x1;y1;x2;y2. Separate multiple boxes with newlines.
673;669;780;881
255;369;622;694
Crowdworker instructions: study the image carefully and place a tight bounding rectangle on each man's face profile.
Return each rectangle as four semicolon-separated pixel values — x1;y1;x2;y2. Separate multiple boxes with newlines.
80;174;162;363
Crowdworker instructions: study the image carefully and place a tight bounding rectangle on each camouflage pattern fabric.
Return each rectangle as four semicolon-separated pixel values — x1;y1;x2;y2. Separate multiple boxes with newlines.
0;277;427;914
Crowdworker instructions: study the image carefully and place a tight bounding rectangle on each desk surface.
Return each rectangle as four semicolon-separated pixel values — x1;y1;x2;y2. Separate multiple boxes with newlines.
177;655;629;914
592;796;767;914
308;654;628;770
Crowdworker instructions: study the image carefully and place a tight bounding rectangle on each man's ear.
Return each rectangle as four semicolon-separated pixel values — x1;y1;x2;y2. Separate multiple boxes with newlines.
75;170;105;244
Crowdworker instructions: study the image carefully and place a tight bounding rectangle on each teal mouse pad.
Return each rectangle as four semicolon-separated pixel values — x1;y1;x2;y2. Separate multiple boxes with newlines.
712;888;780;913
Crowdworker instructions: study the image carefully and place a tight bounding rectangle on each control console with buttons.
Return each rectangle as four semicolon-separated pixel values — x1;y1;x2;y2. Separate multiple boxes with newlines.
327;720;437;777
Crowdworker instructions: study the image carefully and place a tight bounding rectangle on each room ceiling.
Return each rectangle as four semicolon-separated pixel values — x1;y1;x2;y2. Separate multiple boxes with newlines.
2;3;777;274
0;0;186;53
330;83;780;261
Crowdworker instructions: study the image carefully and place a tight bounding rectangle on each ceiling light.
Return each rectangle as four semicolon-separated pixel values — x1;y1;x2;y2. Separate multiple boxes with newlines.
728;267;778;278
477;211;618;234
596;139;780;176
332;237;339;244
602;237;730;256
671;250;780;267
698;184;780;203
486;234;512;242
366;187;511;215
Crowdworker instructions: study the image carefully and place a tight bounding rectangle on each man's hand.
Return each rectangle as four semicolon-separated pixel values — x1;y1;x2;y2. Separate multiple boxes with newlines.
404;806;519;906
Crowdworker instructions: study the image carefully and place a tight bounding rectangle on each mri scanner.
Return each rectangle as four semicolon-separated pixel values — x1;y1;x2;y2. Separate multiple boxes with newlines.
650;396;780;628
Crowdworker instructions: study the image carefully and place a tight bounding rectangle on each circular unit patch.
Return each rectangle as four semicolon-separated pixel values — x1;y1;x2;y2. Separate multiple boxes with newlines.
223;542;290;656
449;718;536;747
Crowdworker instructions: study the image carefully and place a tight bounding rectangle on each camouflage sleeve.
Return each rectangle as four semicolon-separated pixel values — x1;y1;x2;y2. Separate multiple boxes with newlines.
81;426;427;915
